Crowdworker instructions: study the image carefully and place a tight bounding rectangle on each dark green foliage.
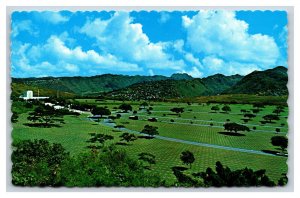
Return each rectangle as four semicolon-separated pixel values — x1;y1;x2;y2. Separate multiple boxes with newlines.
244;113;256;120
252;108;260;114
221;105;231;113
88;133;114;149
138;152;156;169
273;108;284;116
27;105;64;127
141;125;159;137
211;106;219;112
11;111;19;123
263;114;280;123
223;66;288;96
119;133;137;144
271;136;288;153
60;149;164;187
172;167;201;187
91;107;111;118
223;122;250;133
194;161;276;187
180;150;195;169
278;174;288;186
119;103;132;112
170;107;184;114
12;139;164;187
11;139;69;186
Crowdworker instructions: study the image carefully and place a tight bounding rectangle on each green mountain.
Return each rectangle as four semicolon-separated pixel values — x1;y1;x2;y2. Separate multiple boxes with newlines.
223;66;288;96
105;74;244;100
12;66;287;99
202;74;243;95
12;75;169;96
105;79;208;100
170;73;194;80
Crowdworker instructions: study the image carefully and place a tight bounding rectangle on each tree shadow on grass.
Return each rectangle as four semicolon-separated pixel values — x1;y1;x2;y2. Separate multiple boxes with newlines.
218;132;246;136
23;123;62;128
261;150;288;157
116;142;130;146
172;166;189;172
138;135;154;139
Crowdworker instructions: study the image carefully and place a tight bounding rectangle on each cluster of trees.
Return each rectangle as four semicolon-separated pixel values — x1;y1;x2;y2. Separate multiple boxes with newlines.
12;139;164;187
172;151;287;187
211;105;231;113
170;107;184;115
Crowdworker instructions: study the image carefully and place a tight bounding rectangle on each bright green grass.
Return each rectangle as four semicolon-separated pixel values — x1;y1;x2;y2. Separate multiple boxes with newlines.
11;101;288;185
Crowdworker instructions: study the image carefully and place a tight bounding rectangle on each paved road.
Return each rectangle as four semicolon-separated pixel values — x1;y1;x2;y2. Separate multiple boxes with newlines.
99;119;282;157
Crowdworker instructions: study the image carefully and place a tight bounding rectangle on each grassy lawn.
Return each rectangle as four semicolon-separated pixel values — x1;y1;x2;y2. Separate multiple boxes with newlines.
11;100;288;185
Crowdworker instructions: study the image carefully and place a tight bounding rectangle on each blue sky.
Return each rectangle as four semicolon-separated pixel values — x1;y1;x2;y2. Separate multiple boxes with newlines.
11;10;288;78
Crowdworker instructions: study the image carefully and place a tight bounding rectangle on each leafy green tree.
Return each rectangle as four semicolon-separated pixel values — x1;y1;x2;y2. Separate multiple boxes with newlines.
119;104;132;112
91;107;111;118
88;133;114;149
11;111;19;123
271;136;288;154
138;152;156;169
141;125;159;137
140;102;148;109
244;113;256;120
27;105;64;127
222;105;231;113
11;139;69;186
273;109;284;116
170;107;184;114
223;122;250;133
180;150;195;169
252;109;260;115
211;106;219;113
60;148;164;187
263;114;280;123
119;133;137;144
193;161;275;187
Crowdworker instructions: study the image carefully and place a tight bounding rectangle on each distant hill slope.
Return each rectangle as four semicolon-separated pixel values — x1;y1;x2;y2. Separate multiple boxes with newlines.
223;66;288;96
105;79;209;100
105;74;244;100
11;66;287;99
12;75;169;96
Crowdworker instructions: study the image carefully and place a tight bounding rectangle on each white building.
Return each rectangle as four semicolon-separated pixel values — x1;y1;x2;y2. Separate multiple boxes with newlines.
20;90;49;100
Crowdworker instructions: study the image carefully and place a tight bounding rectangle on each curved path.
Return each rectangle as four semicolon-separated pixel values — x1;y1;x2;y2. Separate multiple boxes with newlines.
99;119;282;157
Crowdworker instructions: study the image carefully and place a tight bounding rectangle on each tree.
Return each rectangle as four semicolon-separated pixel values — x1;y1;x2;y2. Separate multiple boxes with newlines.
88;133;114;149
138;152;156;169
180;150;195;169
141;125;159;137
244;113;256;120
275;128;280;134
194;161;275;187
11;111;19;123
222;105;231;113
252;109;260;115
91;107;111;121
140;102;148;109
170;107;184;114
223;122;250;133
211;106;219;113
271;136;288;154
119;104;132;112
11;139;69;186
253;103;265;109
273;109;283;116
27;105;64;127
119;133;137;144
263;114;279;123
240;109;247;115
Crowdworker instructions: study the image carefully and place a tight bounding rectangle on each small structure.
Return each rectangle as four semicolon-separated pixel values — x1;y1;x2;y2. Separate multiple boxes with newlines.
20;90;49;100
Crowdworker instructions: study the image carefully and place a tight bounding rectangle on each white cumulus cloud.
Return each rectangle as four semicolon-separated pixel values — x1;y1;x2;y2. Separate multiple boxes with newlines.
183;10;280;67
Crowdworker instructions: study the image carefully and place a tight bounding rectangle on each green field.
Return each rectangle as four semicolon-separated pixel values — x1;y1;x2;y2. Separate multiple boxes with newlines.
12;99;288;185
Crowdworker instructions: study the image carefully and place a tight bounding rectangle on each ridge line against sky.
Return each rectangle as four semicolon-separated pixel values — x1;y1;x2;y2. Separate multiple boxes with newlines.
11;10;288;78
